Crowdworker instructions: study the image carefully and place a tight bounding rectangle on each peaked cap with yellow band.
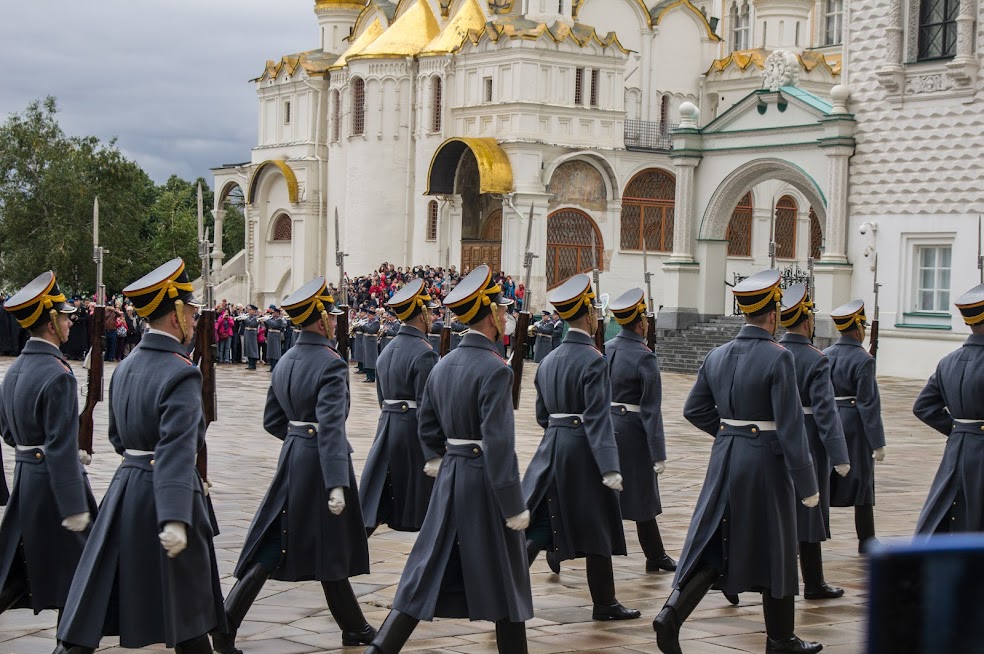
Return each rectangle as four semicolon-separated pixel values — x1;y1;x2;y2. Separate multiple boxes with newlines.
955;283;984;326
282;276;344;328
610;288;648;327
548;274;598;321
830;299;868;332
444;265;512;325
733;269;782;317
779;284;815;328
4;271;76;330
123;258;202;320
387;278;439;322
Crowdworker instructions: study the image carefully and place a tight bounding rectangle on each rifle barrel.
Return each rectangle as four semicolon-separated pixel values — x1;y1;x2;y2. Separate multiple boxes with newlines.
510;312;531;409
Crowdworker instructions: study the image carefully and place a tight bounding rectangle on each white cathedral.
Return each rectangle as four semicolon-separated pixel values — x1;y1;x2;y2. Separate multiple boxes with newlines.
210;0;984;380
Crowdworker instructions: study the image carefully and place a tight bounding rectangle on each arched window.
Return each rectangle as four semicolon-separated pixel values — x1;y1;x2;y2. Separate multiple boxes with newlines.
774;195;797;259
546;209;603;288
426;201;438;241
824;0;844;45
620;169;675;252
272;214;292;242
352;78;366;136
809;208;823;260
726;192;753;256
431;77;443;132
732;1;750;50
331;90;341;142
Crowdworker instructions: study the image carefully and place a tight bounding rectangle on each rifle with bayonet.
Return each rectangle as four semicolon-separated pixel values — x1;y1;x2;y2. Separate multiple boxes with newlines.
868;247;880;362
440;247;453;357
192;183;216;485
334;210;350;362
79;198;105;460
591;229;605;352
510;203;537;409
642;232;657;352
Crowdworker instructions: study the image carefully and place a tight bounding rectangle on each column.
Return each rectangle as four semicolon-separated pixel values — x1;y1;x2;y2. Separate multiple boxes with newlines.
818;88;855;264
211;208;225;274
667;154;700;264
947;0;979;86
875;0;904;92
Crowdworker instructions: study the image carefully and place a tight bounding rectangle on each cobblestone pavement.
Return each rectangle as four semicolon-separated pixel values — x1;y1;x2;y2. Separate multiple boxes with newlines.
0;355;938;654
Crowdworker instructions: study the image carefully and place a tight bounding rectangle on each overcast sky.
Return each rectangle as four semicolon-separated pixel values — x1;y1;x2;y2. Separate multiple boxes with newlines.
0;1;318;185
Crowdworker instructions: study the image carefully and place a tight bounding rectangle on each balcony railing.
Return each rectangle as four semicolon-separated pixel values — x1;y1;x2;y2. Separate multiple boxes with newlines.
624;120;677;152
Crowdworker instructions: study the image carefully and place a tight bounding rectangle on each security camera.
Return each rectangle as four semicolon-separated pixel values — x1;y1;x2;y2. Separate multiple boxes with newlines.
859;224;867;235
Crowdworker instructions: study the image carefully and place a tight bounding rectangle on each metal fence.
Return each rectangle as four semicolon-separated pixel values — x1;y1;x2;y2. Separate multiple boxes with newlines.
729;265;812;316
624;120;677;151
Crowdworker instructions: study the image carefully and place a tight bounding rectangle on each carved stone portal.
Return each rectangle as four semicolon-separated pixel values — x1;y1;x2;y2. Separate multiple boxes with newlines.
762;50;800;92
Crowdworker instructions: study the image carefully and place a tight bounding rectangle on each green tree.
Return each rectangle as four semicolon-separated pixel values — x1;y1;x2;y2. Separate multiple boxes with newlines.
220;184;246;257
147;174;215;277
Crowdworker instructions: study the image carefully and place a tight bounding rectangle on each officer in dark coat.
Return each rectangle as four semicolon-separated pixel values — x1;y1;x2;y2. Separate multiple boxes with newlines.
532;313;554;363
264;306;285;371
914;283;984;535
63;298;90;360
427;309;443;351
54;259;224;654
363;311;381;382
243;305;260;369
523;274;640;622
824;299;886;553
0;272;97;617
778;285;850;599
365;265;533;654
361;280;439;535
212;278;374;654
550;312;564;352
605;288;676;573
653;270;822;654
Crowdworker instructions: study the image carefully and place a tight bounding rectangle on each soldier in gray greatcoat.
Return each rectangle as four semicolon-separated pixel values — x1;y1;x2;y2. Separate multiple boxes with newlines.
264;306;286;371
353;310;366;372
362;311;382;383
211;278;374;653
824;299;886;553
450;315;467;350
550;312;564;352
532;313;554;363
379;313;400;352
653;270;822;654
243;305;260;370
427;309;443;351
605;289;676;574
364;265;532;654
914;283;984;535
54;258;224;654
361;280;439;535
778;285;851;600
0;272;97;617
523;275;640;622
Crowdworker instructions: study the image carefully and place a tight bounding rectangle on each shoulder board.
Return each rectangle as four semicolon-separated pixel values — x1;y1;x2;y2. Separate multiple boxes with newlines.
768;341;787;351
809;345;825;356
172;352;193;366
56;358;72;374
323;346;341;359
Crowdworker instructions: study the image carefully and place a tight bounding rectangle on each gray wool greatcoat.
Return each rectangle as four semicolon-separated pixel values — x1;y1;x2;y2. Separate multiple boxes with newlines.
392;332;533;623
57;333;225;649
914;333;984;534
677;325;818;599
778;332;849;543
605;330;665;522
450;321;467;351
243;315;260;360
533;320;555;363
362;319;381;370
380;321;400;352
265;316;286;361
522;329;627;562
235;331;369;582
824;335;885;507
352;321;364;364
360;325;439;532
0;339;98;613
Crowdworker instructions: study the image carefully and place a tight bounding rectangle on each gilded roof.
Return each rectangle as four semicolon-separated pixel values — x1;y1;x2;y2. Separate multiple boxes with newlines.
707;48;842;76
426;137;513;196
350;0;441;60
651;0;721;42
421;0;487;56
468;16;630;54
253;50;339;82
314;0;366;9
329;18;385;69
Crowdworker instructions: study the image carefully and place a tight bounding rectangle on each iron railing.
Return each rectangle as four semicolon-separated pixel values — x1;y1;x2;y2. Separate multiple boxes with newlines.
624;120;678;151
729;265;812;316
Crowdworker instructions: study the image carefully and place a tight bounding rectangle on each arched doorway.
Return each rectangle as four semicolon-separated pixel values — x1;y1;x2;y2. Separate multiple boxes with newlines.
546;209;603;288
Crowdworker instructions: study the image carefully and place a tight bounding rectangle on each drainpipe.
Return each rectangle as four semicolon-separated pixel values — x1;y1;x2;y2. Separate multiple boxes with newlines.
402;57;419;269
303;79;326;274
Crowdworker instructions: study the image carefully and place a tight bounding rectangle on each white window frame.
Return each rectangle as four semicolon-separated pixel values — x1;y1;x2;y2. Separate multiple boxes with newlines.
897;233;955;329
824;0;843;46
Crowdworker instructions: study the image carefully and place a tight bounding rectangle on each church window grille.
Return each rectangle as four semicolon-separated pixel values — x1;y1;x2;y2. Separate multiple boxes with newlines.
824;0;843;45
620;169;675;252
918;0;959;61
915;245;952;311
331;90;341;142
546;208;603;288
273;214;292;242
774;195;797;260
352;78;366;136
590;69;600;107
431;77;443;132
575;68;585;105
809;208;823;260
427;201;438;241
731;1;750;50
484;77;493;103
726;192;753;257
284;100;291;125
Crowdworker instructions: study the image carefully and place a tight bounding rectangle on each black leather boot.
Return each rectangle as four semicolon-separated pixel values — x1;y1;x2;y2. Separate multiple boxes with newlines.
586;555;640;621
638;520;677;572
0;575;28;615
653;566;718;654
322;580;376;646
494;620;528;654
722;590;740;605
525;539;542;568
545;550;561;574
763;593;823;653
363;610;419;654
800;542;844;600
174;634;213;654
855;505;878;554
211;562;270;654
51;644;95;654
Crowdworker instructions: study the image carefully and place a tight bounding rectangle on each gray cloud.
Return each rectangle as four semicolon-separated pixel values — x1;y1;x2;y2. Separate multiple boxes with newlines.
0;0;318;184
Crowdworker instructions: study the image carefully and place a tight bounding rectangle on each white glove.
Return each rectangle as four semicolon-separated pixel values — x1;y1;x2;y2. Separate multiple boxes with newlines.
159;522;188;558
202;477;213;497
872;447;886;462
834;463;851;477
328;487;346;515
505;510;530;531
654;461;666;476
801;493;820;508
78;449;92;466
602;472;624;491
423;457;442;478
61;512;90;532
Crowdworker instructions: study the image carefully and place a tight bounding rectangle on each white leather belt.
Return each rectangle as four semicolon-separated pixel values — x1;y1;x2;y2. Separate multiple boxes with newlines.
802;407;814;415
612;403;641;413
244;327;258;331
289;421;318;428
448;438;482;447
721;419;777;430
954;419;984;423
835;396;857;401
385;400;418;408
16;444;45;452
538;335;552;339
550;413;584;419
125;449;154;456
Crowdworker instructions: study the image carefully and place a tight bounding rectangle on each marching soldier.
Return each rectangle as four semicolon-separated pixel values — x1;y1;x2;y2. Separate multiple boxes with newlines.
54;259;225;654
605;288;676;573
653;270;821;654
211;277;374;653
361;280;440;535
362;309;381;383
913;283;984;535
380;312;400;352
523;274;640;622
243;304;260;370
532;312;554;363
364;265;532;654
0;272;97;617
264;306;285;371
450;313;468;350
778;285;851;599
825;299;886;553
550;311;564;352
427;308;443;351
353;310;366;373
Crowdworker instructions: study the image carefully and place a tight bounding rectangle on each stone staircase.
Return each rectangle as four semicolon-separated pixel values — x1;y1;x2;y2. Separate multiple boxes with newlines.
655;316;744;375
